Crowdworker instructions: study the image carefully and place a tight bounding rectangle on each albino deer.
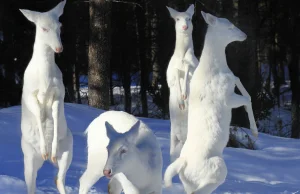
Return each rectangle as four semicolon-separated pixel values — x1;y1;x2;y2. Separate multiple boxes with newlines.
79;111;162;194
164;12;258;194
20;1;73;193
166;4;199;162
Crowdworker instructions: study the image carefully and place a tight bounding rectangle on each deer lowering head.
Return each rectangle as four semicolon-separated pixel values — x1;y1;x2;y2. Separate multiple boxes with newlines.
103;121;141;179
20;0;66;53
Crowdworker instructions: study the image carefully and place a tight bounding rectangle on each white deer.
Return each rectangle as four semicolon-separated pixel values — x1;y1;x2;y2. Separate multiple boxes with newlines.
79;111;162;194
166;4;199;162
20;1;73;193
164;12;258;194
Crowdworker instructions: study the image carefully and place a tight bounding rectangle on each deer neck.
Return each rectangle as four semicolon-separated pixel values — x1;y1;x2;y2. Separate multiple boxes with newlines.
32;33;55;66
199;28;228;71
174;33;193;59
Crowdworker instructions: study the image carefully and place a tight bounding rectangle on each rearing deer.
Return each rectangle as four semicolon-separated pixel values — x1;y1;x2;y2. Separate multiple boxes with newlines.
20;1;73;193
166;5;199;162
164;12;258;194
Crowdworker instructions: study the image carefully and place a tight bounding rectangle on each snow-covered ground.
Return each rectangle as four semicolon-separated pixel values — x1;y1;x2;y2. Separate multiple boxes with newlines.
0;103;300;193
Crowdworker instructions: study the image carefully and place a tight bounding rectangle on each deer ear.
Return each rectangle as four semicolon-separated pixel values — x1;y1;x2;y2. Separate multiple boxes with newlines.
105;121;119;140
201;11;217;26
166;6;178;19
186;4;195;16
124;120;141;142
20;9;40;24
49;0;66;18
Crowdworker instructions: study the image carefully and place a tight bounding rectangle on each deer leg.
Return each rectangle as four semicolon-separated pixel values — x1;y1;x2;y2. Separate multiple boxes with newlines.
26;94;47;160
235;77;258;137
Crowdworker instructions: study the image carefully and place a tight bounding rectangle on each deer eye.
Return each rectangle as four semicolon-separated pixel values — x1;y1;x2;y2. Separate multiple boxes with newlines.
42;27;49;32
120;149;126;154
120;148;127;155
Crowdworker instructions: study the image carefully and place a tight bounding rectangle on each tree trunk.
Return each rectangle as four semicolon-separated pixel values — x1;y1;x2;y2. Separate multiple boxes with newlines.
88;0;111;110
73;63;81;104
288;4;300;138
289;48;300;138
269;44;280;106
136;5;148;117
150;9;160;88
123;69;131;114
109;68;114;106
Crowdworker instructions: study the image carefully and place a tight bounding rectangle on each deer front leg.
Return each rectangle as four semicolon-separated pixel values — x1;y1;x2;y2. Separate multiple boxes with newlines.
235;77;258;137
181;61;190;101
108;178;123;194
175;69;184;110
26;93;48;160
112;173;139;194
51;98;62;163
225;93;251;109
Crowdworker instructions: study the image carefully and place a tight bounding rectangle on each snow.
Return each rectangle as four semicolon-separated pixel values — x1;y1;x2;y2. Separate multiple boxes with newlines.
0;103;300;193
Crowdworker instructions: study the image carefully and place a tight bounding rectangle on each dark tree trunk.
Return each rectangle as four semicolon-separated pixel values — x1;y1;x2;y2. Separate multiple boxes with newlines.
88;0;111;110
278;62;286;85
136;5;148;117
120;39;131;113
269;44;280;106
73;63;81;104
288;4;300;138
109;68;114;106
60;2;76;103
123;69;131;114
289;49;300;138
150;9;160;88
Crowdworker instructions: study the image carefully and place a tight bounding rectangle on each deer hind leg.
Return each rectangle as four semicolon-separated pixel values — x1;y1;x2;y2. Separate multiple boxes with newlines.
193;183;221;194
55;132;73;194
170;126;181;163
51;97;64;163
21;138;44;194
179;173;195;194
26;94;47;160
193;157;227;194
235;77;258;137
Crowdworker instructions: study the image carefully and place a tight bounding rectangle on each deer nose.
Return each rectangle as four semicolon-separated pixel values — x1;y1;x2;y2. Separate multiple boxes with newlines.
103;169;112;177
55;47;63;53
182;25;188;30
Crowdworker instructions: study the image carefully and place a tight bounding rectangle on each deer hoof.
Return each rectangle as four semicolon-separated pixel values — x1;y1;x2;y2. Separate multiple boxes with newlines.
42;153;48;161
51;156;57;164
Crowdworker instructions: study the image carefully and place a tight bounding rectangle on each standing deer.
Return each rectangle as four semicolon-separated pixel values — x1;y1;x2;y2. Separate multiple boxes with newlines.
20;1;73;193
166;4;199;162
164;12;258;194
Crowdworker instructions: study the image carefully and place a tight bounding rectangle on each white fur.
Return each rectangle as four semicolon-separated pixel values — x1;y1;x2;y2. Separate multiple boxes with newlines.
166;5;199;162
20;1;73;194
79;111;163;194
164;12;258;194
109;173;140;194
